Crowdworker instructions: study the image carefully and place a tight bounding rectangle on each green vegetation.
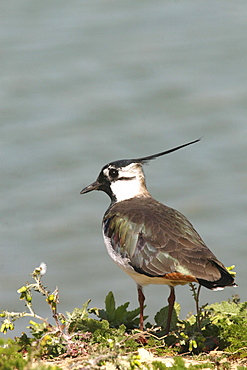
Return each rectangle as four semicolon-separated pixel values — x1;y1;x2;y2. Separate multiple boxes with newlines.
1;264;247;369
89;290;144;329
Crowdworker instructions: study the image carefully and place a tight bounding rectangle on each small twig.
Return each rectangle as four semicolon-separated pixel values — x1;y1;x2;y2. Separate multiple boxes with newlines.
189;283;202;331
196;284;202;331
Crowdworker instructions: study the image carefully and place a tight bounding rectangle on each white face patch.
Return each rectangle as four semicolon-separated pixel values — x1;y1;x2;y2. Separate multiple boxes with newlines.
105;163;149;202
110;177;143;202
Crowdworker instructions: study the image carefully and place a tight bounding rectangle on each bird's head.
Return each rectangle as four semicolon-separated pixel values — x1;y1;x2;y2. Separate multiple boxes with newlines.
80;138;200;203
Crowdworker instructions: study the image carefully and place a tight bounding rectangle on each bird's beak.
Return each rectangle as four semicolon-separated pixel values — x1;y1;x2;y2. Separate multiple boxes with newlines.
80;180;100;194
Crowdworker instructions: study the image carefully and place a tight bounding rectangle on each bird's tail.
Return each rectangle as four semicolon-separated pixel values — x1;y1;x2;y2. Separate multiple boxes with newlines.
197;261;237;290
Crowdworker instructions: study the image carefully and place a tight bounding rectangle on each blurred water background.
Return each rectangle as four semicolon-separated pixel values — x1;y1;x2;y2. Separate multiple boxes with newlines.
1;0;246;337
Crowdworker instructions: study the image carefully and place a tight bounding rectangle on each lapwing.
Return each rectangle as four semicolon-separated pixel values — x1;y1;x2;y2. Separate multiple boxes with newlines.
80;139;237;334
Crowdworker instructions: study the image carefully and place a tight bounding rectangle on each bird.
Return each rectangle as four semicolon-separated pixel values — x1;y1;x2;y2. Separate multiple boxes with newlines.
80;138;237;334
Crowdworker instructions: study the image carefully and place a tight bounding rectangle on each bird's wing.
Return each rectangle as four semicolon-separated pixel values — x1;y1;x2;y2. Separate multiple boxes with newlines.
103;197;228;284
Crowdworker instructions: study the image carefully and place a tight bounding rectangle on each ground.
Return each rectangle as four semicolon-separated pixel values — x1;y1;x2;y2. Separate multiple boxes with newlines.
33;350;247;370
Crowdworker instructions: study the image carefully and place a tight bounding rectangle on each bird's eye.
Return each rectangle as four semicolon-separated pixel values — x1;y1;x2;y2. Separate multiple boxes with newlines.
109;168;118;178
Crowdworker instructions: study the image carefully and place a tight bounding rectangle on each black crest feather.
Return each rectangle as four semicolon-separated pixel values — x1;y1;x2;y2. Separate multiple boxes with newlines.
109;138;201;168
135;138;201;164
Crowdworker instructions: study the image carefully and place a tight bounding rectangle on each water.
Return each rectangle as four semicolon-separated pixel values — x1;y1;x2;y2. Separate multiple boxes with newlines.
1;0;246;336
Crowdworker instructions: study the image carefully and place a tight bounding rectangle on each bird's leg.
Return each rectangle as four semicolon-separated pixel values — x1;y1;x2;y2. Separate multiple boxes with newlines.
137;285;145;331
164;286;175;335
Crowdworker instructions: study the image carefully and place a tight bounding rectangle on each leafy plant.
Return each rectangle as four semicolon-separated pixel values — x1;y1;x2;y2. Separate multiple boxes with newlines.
0;263;94;359
89;291;145;329
206;298;247;357
0;263;59;335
